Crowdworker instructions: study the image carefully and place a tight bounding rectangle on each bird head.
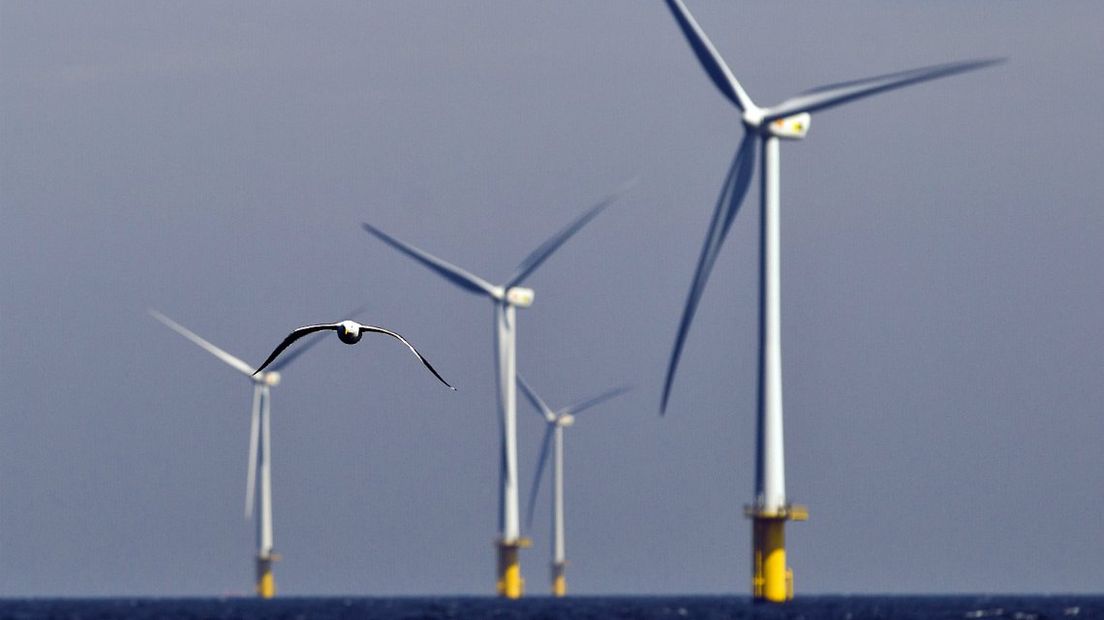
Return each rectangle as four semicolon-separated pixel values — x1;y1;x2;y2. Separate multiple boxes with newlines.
337;320;362;345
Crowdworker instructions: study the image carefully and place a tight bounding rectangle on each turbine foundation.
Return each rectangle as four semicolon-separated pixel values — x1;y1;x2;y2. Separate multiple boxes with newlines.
495;538;531;598
745;504;807;603
255;554;279;598
551;561;567;597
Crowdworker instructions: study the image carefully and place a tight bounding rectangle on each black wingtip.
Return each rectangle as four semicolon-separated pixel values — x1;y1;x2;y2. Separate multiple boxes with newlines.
429;367;456;391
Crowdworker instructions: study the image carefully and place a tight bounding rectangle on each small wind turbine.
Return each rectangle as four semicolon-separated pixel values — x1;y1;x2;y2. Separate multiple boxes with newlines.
150;308;338;598
517;375;630;597
660;0;1002;603
361;182;631;598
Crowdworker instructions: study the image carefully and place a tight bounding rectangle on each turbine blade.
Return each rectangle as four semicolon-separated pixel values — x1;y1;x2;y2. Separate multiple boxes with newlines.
362;223;498;297
664;0;755;112
149;309;254;378
564;385;633;417
763;58;1005;121
526;424;555;529
245;385;261;519
517;374;556;423
661;132;757;414
505;178;635;288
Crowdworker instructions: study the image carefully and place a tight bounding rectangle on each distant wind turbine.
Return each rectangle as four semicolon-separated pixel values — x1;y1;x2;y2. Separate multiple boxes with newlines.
150;308;355;598
361;181;632;598
661;0;1002;603
517;375;630;597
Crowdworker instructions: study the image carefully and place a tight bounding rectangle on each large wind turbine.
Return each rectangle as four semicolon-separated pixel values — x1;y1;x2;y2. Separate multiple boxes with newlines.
517;375;629;597
150;309;333;598
361;184;629;598
660;0;1002;603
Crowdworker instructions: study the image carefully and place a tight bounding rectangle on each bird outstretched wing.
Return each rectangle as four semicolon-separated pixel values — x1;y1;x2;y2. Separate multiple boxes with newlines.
253;323;338;375
359;325;456;390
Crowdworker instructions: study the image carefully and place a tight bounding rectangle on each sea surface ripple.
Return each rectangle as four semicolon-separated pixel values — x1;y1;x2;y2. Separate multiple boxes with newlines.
0;595;1100;620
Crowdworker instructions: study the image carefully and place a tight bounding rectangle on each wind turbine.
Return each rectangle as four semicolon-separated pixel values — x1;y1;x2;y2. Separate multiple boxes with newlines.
517;375;630;597
660;0;1002;603
150;308;337;598
361;182;631;598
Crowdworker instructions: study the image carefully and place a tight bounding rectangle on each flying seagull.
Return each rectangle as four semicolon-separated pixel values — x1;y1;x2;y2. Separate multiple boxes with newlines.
253;319;455;389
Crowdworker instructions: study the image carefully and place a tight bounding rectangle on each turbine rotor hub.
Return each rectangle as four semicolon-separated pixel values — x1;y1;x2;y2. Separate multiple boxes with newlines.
742;107;766;128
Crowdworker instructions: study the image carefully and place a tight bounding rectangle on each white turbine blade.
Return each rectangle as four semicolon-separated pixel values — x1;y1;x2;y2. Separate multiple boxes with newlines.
245;385;261;519
525;424;555;529
564;385;632;417
661;132;757;414
506;178;635;288
762;58;1004;122
362;223;498;297
517;374;556;423
149;309;254;378
664;0;756;112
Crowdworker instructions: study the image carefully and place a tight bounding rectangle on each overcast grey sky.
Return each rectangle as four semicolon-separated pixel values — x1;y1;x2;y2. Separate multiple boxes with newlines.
2;0;1102;597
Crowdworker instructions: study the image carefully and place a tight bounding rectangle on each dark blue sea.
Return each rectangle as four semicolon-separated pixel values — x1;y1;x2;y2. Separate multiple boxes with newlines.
1;596;1101;620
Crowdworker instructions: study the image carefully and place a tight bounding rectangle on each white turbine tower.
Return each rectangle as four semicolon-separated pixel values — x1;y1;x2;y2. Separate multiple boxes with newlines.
150;309;335;598
361;183;631;598
517;375;630;597
660;0;1002;603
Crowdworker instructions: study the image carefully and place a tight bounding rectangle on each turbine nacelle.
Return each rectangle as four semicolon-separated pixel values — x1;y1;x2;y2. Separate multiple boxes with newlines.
556;413;575;427
742;107;810;140
505;287;535;308
257;371;281;386
766;113;811;140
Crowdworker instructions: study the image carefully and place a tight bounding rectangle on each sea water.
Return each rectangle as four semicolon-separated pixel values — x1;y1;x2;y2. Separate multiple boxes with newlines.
0;595;1100;619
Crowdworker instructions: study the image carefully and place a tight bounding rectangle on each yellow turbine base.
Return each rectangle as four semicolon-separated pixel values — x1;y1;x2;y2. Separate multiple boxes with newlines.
256;556;277;599
495;538;531;599
551;562;566;597
747;504;806;603
752;518;788;602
